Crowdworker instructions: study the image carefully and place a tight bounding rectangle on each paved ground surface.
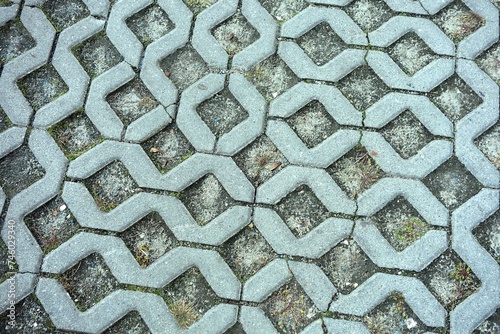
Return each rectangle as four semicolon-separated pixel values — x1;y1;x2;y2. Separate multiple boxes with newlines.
0;0;499;333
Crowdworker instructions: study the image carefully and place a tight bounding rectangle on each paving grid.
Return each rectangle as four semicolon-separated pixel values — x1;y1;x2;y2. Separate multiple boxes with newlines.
0;0;498;333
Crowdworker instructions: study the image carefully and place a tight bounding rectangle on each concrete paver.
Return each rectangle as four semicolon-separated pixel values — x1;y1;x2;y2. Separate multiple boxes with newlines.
0;0;498;333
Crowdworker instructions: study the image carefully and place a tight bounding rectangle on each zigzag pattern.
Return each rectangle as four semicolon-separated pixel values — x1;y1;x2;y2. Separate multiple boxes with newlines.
0;0;498;332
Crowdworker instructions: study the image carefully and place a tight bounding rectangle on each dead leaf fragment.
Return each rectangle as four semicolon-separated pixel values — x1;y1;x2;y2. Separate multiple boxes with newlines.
150;147;162;153
268;161;282;171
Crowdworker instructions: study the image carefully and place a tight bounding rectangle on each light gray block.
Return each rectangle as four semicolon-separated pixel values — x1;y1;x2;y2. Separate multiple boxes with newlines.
62;182;251;245
364;92;453;137
0;127;26;159
232;0;277;70
457;0;499;59
242;259;292;302
240;306;279;334
36;278;238;334
1;130;68;273
288;261;336;311
67;144;255;201
0;7;55;126
256;165;355;213
177;74;225;153
455;60;499;188
0;3;18;26
267;121;360;168
85;61;135;140
0;273;37;313
450;189;500;334
367;51;454;92
278;6;367;82
330;273;446;327
33;17;104;128
192;0;237;69
369;16;455;55
124;105;173;143
107;0;151;67
269;82;362;125
254;207;353;258
215;74;267;155
353;219;448;271
42;233;241;299
361;131;453;179
141;0;192;106
357;178;449;226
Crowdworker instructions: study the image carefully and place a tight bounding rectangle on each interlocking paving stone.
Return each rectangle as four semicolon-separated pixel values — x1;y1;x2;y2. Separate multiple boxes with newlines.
33;16;104;128
0;0;499;332
0;7;55;126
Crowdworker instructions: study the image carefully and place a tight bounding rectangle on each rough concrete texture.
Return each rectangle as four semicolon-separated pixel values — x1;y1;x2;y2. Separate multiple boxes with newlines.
0;0;499;333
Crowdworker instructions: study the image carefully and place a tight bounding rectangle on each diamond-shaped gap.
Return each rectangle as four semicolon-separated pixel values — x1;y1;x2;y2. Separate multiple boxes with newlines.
0;18;36;64
337;65;389;111
83;161;141;212
196;87;249;138
41;0;90;32
107;77;159;127
244;54;299;101
73;31;123;79
18;64;68;111
432;0;485;44
379;110;434;159
182;0;218;16
285;100;341;149
429;74;483;124
316;238;377;295
160;43;209;92
274;185;330;238
48;110;102;161
296;22;348;66
141;123;195;173
120;212;178;268
261;278;319;333
0;145;45;199
477;41;500;85
180;174;236;226
163;267;222;329
126;4;174;46
0;294;56;332
387;32;439;76
419;249;480;311
212;10;259;57
232;135;288;187
474;121;500;169
327;147;385;200
363;291;428;333
422;156;483;211
219;226;278;283
103;311;151;334
473;308;500;334
472;209;499;263
371;196;431;252
24;196;80;254
0;107;11;133
224;323;245;333
344;0;394;32
59;253;120;312
259;0;307;22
